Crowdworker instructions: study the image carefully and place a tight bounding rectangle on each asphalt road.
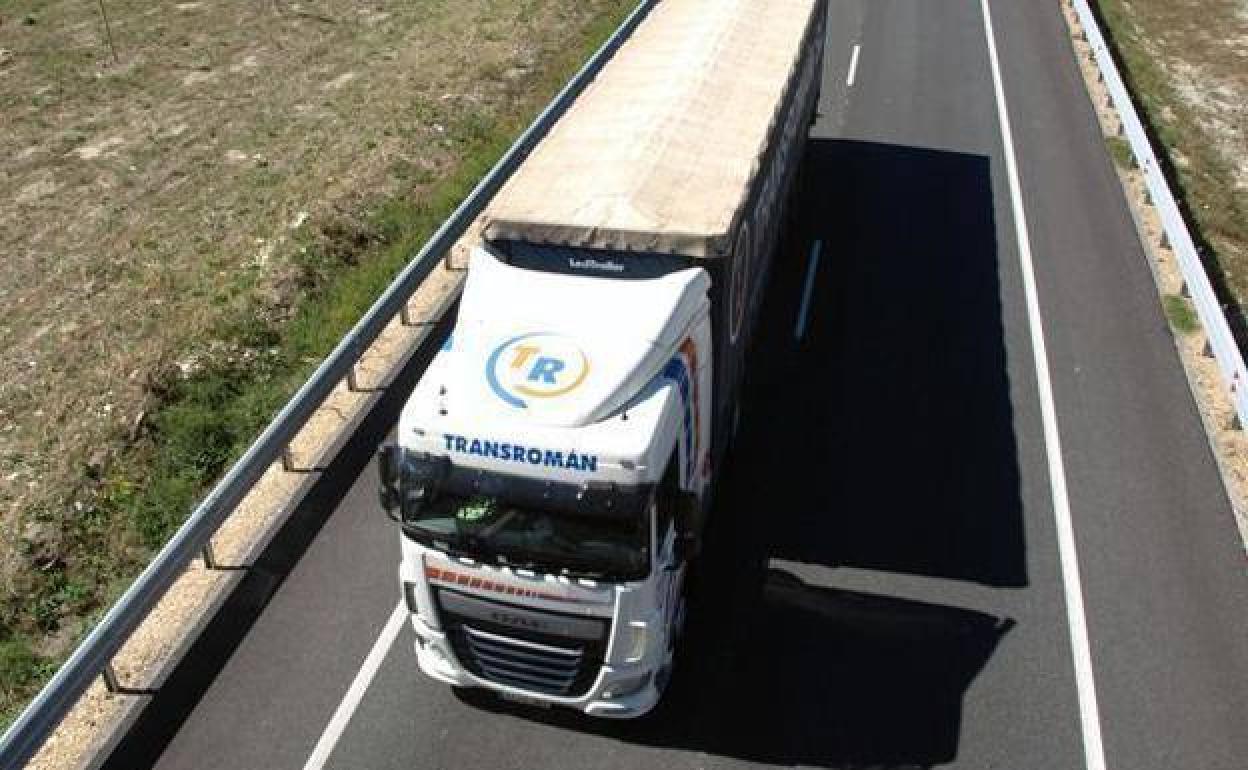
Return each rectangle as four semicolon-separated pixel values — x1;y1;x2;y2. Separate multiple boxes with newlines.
105;1;1248;768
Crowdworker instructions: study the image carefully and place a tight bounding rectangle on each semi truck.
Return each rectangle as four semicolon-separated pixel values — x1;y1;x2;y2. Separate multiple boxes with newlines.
377;0;824;717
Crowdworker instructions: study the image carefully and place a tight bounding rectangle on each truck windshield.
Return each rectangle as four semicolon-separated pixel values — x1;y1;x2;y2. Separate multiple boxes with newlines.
401;492;649;581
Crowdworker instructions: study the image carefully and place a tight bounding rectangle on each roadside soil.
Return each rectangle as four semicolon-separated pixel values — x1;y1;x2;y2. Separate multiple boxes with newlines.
0;0;628;724
1093;0;1248;304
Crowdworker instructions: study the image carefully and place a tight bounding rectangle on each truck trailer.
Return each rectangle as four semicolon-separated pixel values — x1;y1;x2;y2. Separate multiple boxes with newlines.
378;0;825;717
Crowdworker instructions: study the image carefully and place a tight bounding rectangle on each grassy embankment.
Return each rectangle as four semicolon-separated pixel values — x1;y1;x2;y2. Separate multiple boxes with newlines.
1093;0;1248;336
0;0;633;727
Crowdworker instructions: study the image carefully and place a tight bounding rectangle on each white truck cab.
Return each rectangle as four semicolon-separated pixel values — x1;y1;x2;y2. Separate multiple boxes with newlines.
386;249;711;716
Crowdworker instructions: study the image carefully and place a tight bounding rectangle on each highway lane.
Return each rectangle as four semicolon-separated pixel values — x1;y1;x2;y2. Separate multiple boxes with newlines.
990;2;1248;767
108;1;1248;768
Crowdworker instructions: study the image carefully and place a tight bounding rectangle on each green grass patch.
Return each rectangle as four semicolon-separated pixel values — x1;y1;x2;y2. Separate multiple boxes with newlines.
1105;136;1135;170
0;0;633;730
1163;294;1200;335
1;638;55;722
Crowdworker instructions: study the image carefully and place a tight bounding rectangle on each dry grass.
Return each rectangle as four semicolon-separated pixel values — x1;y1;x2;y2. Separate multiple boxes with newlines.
0;0;583;536
1094;0;1248;302
0;0;631;723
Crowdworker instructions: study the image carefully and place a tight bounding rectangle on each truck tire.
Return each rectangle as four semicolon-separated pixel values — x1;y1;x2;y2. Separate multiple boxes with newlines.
655;590;685;697
655;660;673;696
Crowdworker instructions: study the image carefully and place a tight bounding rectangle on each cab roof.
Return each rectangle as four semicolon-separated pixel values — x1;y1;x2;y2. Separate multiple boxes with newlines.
434;248;708;429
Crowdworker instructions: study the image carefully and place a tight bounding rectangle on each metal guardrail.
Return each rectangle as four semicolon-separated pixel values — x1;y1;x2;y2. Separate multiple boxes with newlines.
1072;0;1248;428
0;2;658;767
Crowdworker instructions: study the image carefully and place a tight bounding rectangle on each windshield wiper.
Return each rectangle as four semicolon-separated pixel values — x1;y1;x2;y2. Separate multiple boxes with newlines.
404;527;635;579
480;550;595;579
502;551;629;581
491;553;558;573
402;526;495;565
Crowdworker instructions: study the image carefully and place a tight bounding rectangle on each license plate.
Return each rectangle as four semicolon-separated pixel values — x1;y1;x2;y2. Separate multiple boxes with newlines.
499;691;551;709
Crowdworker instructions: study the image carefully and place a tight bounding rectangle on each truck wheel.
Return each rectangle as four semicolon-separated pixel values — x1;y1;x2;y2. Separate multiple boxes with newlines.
655;616;682;697
655;660;673;695
657;576;689;697
672;587;688;642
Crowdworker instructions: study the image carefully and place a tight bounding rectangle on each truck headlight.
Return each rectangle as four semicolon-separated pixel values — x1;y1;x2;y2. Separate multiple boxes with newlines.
422;640;450;671
602;671;651;700
624;621;648;663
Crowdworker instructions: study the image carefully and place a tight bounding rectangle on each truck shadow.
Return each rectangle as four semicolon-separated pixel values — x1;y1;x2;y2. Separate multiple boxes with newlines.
456;139;1023;767
763;137;1028;589
658;559;1014;769
636;445;1012;768
460;541;1013;768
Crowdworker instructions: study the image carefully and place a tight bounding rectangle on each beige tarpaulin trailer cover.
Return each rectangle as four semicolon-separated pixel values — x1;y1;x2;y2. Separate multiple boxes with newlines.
482;0;820;259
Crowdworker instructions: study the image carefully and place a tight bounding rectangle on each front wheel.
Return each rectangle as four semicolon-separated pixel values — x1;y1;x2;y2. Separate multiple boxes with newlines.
655;573;689;697
654;660;673;696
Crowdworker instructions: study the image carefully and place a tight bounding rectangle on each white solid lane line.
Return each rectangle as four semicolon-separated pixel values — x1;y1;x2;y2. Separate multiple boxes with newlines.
846;43;862;87
794;240;823;341
978;2;1108;770
303;601;407;770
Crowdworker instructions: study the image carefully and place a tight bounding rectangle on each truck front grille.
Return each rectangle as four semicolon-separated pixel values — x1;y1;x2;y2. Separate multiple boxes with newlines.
435;589;606;698
457;626;587;694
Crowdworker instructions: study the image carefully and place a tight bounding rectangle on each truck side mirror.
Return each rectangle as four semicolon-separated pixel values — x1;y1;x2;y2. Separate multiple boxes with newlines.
672;491;702;562
377;444;402;523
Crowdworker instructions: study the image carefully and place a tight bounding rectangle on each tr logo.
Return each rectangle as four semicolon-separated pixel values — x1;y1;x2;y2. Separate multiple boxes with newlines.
486;333;590;409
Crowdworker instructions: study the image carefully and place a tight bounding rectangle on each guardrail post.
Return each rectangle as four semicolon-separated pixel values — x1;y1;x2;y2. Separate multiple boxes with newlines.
280;443;326;474
1179;280;1189;297
346;362;382;394
281;446;298;473
101;664;120;695
344;338;376;394
1203;338;1215;358
400;304;437;330
202;541;218;570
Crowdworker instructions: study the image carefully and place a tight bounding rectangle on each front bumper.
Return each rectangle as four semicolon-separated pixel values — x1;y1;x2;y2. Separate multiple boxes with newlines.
409;613;661;718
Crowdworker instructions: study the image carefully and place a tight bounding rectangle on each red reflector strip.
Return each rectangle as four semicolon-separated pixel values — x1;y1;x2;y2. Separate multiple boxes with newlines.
425;565;598;605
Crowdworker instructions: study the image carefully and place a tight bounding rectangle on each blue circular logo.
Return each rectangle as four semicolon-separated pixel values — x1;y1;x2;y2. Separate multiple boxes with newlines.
485;333;590;409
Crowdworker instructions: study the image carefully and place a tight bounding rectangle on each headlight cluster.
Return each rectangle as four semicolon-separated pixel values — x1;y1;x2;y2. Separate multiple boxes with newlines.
602;671;651;699
624;621;648;663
